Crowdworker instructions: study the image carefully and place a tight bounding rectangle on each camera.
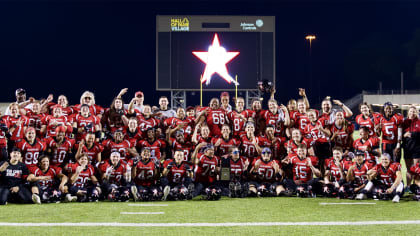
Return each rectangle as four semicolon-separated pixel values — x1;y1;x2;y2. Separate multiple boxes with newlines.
257;80;274;94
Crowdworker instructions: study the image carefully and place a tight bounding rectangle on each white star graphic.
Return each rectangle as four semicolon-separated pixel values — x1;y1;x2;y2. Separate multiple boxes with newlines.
192;33;240;86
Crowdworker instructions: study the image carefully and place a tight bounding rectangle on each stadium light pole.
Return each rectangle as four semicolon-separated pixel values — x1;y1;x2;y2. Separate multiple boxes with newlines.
305;34;316;101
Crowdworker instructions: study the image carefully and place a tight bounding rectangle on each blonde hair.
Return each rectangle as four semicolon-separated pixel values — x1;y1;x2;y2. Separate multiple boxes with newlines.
80;91;96;105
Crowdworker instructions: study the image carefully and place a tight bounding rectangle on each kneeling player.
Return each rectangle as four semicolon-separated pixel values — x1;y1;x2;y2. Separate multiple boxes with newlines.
131;147;161;201
220;146;249;198
249;147;285;197
359;153;403;202
99;152;131;202
283;144;321;197
33;155;68;203
345;151;371;199
65;154;101;202
161;150;193;200
323;147;352;198
191;144;221;200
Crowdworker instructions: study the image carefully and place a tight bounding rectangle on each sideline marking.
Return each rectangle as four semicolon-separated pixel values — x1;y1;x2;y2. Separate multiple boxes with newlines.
319;202;376;205
127;204;168;207
120;212;165;215
1;221;420;227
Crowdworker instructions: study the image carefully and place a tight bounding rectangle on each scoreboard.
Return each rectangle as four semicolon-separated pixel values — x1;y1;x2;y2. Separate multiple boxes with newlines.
156;15;275;91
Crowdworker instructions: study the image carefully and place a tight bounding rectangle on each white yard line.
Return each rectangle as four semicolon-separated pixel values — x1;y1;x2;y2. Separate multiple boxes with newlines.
319;202;376;205
1;221;420;227
127;204;168;207
120;212;165;215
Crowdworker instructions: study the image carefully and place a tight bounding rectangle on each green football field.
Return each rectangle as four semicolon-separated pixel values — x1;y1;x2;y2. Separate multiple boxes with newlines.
1;132;419;235
1;197;420;235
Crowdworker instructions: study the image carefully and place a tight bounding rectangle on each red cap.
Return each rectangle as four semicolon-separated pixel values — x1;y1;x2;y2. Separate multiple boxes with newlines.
220;92;229;98
135;91;144;97
55;126;67;134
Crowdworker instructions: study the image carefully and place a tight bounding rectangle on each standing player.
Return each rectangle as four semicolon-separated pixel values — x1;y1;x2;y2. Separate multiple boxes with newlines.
402;106;420;186
262;99;290;137
375;102;404;163
197;98;227;137
102;129;133;163
227;97;252;138
330;111;354;154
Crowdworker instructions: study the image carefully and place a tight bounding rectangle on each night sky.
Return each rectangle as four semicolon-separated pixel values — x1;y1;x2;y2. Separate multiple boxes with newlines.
0;0;419;108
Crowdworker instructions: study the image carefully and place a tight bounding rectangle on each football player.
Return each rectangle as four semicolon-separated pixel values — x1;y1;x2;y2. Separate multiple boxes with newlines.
161;150;193;200
99;152;131;202
131;147;161;201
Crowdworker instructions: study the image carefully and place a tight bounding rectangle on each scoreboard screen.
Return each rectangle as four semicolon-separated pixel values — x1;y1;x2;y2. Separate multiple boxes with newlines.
156;15;275;91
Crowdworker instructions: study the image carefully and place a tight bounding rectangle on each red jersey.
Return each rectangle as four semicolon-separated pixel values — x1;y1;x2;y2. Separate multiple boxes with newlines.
211;136;239;156
254;159;279;183
292;111;310;134
227;156;247;179
74;142;104;165
170;139;193;163
349;162;370;186
284;139;310;156
73;114;100;141
15;138;46;167
73;104;104;117
45;137;75;167
304;119;330;144
41;115;71;137
33;166;62;189
373;162;401;187
289;155;319;183
206;108;227;137
257;136;286;161
134;159;158;187
355;114;379;137
26;111;46;136
375;113;403;144
353;137;380;164
262;110;286;136
240;135;258;159
194;153;220;183
410;163;420;177
3;115;29;141
99;160;129;186
163;117;194;138
228;110;252;137
102;139;132;161
137;139;166;161
330;123;354;149
137;115;160;136
66;163;95;188
165;161;192;185
123;126;143;147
